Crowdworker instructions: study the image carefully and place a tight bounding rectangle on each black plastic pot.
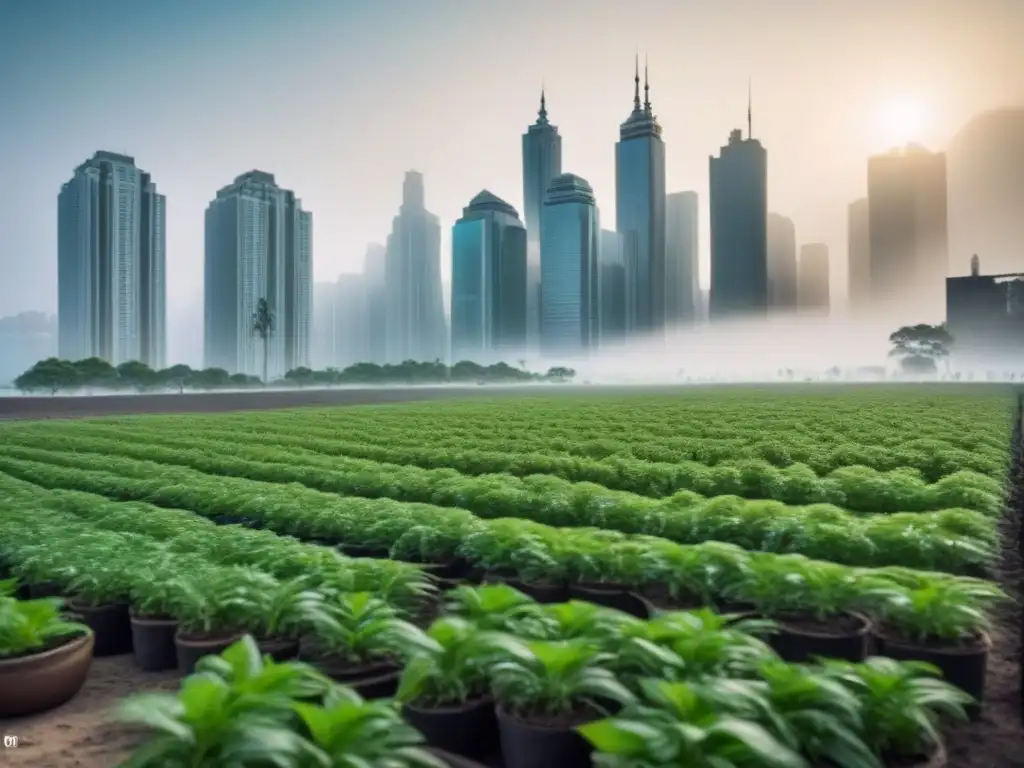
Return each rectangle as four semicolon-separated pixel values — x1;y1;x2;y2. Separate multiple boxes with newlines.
569;583;648;617
417;558;473;581
28;581;63;599
768;611;871;663
298;647;401;699
129;612;178;671
256;636;299;661
497;705;595;768
424;747;491;768
403;697;498;759
484;573;568;604
174;631;240;674
875;631;989;711
68;600;133;657
340;545;391;559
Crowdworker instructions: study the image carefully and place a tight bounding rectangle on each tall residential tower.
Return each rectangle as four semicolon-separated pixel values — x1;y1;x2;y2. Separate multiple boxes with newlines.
665;191;700;325
767;213;797;311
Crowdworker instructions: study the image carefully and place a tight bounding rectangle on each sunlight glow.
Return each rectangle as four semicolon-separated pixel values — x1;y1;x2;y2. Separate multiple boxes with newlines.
875;99;927;148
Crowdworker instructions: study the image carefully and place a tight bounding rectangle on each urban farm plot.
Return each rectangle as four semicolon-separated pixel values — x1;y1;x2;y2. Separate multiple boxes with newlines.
0;384;1020;768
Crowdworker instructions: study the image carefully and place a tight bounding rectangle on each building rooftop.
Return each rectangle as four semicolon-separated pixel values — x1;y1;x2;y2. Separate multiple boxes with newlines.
464;190;520;219
544;173;596;206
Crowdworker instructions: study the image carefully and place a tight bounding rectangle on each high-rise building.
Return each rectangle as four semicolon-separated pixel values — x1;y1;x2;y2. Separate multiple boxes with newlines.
311;281;338;369
363;243;387;363
522;90;563;350
335;273;369;368
709;127;768;321
450;191;527;362
767;213;797;311
615;59;666;336
665;191;700;325
867;145;948;321
945;255;1024;366
847;198;871;313
385;171;447;363
599;229;626;343
798;243;830;313
540;174;600;355
58;151;166;368
204;171;312;378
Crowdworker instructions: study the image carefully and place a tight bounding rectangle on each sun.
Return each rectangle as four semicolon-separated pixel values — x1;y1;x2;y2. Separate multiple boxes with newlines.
875;99;926;148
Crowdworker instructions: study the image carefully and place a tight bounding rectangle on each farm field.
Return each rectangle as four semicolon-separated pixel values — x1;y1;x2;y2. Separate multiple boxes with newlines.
0;385;1021;768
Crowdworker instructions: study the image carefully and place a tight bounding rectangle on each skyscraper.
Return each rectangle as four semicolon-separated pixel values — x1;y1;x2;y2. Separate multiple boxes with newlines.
385;171;447;363
767;213;798;311
311;281;338;369
540;174;600;355
58;151;166;368
451;191;527;361
615;58;666;336
847;198;871;313
599;229;626;343
798;243;830;313
867;145;948;321
363;243;387;363
335;273;369;368
522;90;563;350
204;171;312;377
709;124;768;321
665;191;700;325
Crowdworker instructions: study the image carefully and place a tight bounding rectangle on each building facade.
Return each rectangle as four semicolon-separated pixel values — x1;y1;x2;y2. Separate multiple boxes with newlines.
665;191;700;325
363;243;387;363
522;91;563;351
203;171;311;378
847;198;871;314
615;61;666;337
946;256;1024;367
767;212;797;311
540;174;600;355
798;243;830;313
385;171;447;364
58;151;166;368
709;129;768;320
599;228;626;344
451;191;527;362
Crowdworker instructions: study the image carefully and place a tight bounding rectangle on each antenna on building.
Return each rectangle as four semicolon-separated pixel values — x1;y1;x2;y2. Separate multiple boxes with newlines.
633;52;641;111
747;77;752;139
971;254;980;277
643;55;651;113
538;81;548;123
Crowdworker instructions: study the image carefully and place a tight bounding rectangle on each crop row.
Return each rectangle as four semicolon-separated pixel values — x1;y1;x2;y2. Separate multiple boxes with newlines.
0;442;998;575
39;419;1006;514
0;483;980;768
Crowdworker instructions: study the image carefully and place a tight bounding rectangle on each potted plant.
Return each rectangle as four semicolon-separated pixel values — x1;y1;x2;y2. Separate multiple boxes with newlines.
567;539;658;617
298;591;432;698
0;587;94;717
397;616;532;760
234;572;334;661
66;558;134;657
638;542;751;614
168;571;254;674
488;637;635;768
872;577;1004;704
444;583;553;638
390;524;473;583
128;565;185;671
10;548;76;599
822;656;972;767
461;524;569;603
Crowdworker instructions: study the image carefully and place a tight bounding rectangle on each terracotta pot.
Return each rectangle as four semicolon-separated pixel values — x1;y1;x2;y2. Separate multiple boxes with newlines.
129;612;178;671
875;631;990;710
767;611;871;663
0;633;94;717
402;696;498;759
68;600;133;657
255;636;299;661
496;705;596;768
569;583;648;617
174;631;240;674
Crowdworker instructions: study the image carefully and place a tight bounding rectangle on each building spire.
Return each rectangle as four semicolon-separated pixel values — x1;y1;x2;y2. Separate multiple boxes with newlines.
633;53;641;111
747;77;752;139
538;82;548;124
643;56;651;113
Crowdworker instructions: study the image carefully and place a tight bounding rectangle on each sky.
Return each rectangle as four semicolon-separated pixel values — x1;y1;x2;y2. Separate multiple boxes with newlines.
1;0;1022;364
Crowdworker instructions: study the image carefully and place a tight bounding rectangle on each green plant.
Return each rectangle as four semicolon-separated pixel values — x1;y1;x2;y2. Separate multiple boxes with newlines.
0;594;91;658
643;609;777;680
303;591;435;664
876;577;1006;642
444;583;553;637
233;573;334;640
66;558;134;607
166;570;258;636
128;560;197;619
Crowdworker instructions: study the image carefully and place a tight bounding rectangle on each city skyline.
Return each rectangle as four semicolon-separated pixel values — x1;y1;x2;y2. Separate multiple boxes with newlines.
2;0;1023;366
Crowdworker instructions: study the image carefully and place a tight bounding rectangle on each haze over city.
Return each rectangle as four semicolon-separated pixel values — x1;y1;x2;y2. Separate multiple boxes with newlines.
1;0;1023;376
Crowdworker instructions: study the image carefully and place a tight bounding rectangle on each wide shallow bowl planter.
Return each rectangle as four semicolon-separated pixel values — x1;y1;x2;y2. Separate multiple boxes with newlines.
0;632;94;717
875;630;990;708
28;581;64;599
569;583;648;617
255;635;300;662
68;599;133;657
174;631;241;674
496;705;596;768
403;696;498;759
424;747;491;768
767;611;871;663
129;612;178;671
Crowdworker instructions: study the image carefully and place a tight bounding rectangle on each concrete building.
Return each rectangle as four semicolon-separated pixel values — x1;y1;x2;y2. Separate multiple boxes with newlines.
335;273;369;368
798;243;830;313
522;90;563;351
767;213;797;311
450;191;528;361
709;129;768;320
665;191;700;325
615;59;666;336
311;281;338;369
847;198;871;314
385;171;447;364
946;255;1024;367
363;243;387;363
867;145;948;321
57;151;166;368
599;228;626;344
203;170;311;378
540;173;600;355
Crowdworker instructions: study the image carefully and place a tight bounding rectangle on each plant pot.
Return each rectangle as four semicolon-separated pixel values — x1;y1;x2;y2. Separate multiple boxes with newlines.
767;611;871;663
68;600;133;657
402;697;498;759
174;631;240;674
418;558;472;581
0;632;94;717
496;705;596;768
129;612;178;671
424;747;491;768
255;636;299;661
28;581;63;599
296;645;401;699
569;583;648;617
881;742;947;768
875;631;990;709
340;545;391;559
484;574;568;604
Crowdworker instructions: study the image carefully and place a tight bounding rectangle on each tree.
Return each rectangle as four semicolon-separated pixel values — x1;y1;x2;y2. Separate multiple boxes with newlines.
72;357;118;389
158;364;194;394
888;324;954;375
251;297;274;384
544;366;576;383
116;360;157;391
14;358;80;395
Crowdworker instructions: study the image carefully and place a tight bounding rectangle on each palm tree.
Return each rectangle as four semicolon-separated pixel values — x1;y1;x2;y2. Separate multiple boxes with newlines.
251;298;274;384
